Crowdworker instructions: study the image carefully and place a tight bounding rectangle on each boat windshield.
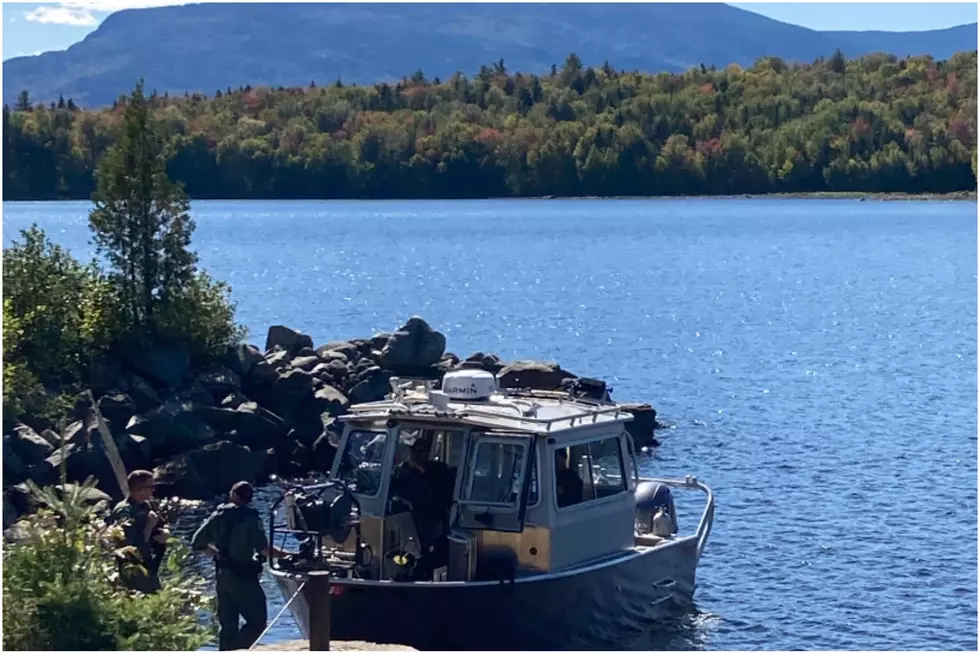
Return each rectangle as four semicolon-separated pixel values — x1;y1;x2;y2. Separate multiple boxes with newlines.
337;429;387;496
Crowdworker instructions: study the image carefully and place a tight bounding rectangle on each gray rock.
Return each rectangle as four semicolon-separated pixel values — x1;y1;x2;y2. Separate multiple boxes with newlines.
220;391;249;409
127;373;162;412
153;456;210;500
197;402;285;450
621;404;660;449
266;325;314;355
220;343;265;378
97;393;136;427
196;365;242;395
265;348;292;368
290;355;321;372
38;429;61;447
497;360;576;391
3;440;29;486
379;316;446;372
349;367;392;404
125;401;215;458
246;359;281;387
269;369;315;424
317;342;358;361
9;424;54;466
460;352;506;374
190;440;264;495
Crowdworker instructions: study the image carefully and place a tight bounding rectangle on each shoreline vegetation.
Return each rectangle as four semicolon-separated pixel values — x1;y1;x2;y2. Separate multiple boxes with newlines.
5;190;978;204
4;50;977;202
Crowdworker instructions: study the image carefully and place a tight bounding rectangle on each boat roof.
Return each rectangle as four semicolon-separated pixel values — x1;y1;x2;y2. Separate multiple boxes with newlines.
340;377;634;437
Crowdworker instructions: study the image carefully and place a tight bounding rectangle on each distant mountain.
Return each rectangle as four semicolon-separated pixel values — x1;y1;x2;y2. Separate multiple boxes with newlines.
4;3;977;107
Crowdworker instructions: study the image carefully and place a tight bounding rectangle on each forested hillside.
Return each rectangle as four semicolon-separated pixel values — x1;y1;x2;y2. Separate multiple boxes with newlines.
4;50;977;200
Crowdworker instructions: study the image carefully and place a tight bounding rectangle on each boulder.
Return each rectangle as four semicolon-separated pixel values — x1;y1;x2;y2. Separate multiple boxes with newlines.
130;342;190;387
348;366;393;404
97;392;136;427
317;342;358;361
268;369;315;424
186;441;264;496
220;343;265;378
179;382;217;406
154;441;266;499
265;348;292;369
43;440;129;498
197;402;286;450
127;373;163;413
292;386;351;444
153;456;210;500
369;333;392;350
296;346;317;358
195;365;242;396
290;355;321;372
497;360;576;391
460;352;506;374
125;401;215;458
266;325;314;355
622;403;659;449
245;359;281;389
38;429;61;447
8;424;54;467
220;391;250;409
3;441;29;487
379;316;446;372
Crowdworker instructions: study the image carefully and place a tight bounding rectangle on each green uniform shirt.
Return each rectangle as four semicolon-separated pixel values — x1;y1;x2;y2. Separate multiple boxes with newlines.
191;502;269;569
109;497;154;561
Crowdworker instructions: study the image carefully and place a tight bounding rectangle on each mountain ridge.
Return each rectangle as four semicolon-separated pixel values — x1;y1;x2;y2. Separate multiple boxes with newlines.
4;2;977;107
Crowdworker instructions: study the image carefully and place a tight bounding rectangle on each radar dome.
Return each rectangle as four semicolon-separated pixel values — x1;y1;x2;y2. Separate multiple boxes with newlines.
442;369;497;400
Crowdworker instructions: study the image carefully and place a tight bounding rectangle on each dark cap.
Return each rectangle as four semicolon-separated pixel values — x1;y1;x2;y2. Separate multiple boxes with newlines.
231;481;254;503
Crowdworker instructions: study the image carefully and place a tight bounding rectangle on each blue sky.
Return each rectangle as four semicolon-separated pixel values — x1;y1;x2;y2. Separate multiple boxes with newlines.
3;2;978;60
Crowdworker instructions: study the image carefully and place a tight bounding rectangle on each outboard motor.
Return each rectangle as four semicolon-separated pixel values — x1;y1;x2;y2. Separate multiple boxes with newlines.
635;481;678;536
285;489;355;544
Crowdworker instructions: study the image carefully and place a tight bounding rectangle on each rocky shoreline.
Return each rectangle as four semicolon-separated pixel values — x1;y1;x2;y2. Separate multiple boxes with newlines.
3;316;663;526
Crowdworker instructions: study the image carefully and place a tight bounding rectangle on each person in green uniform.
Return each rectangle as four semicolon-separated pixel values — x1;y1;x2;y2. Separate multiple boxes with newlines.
191;481;284;651
108;469;170;593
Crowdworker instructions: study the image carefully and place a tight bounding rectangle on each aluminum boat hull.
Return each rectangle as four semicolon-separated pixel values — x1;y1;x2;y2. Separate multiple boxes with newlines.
272;536;699;651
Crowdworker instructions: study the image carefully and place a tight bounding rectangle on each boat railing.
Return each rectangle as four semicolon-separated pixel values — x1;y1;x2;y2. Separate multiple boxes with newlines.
343;398;633;433
637;475;714;561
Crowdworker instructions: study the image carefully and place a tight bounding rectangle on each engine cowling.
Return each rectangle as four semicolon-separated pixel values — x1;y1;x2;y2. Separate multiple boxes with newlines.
634;481;677;536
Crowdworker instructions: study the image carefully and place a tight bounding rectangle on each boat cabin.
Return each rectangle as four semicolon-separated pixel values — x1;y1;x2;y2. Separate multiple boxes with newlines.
327;370;641;582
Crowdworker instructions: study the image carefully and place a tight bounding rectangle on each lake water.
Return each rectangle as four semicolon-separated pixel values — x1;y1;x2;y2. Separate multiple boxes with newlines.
3;199;978;650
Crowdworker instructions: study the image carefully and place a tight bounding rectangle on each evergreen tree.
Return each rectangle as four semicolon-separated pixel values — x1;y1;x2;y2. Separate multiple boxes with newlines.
16;90;30;112
88;80;197;338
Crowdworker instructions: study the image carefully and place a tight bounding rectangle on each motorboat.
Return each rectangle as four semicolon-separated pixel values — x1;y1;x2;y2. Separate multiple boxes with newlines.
267;370;714;650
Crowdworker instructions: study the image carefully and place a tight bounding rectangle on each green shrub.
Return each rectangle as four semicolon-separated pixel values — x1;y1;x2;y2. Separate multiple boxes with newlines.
155;270;248;360
2;479;215;651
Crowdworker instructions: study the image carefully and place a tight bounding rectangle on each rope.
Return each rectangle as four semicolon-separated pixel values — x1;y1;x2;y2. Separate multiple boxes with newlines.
249;580;308;650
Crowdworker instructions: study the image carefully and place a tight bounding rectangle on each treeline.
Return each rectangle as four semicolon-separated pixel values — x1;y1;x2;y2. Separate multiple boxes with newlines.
4;50;978;200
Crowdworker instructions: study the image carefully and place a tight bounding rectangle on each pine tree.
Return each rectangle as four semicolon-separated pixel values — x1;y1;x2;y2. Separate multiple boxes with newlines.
87;80;197;338
16;90;30;112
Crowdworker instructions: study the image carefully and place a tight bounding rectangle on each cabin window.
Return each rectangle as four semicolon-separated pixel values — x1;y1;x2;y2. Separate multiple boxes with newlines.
553;435;627;509
338;430;388;496
465;439;527;505
589;436;627;498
